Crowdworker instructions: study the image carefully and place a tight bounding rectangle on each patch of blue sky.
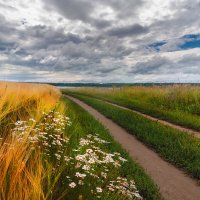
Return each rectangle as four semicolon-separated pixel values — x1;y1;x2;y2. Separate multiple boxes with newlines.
147;41;166;51
180;34;200;49
148;34;200;51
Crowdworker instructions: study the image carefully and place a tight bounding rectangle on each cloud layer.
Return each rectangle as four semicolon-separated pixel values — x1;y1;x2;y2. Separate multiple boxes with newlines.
0;0;200;82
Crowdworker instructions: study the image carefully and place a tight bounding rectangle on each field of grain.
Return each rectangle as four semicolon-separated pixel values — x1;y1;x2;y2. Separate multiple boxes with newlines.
0;82;62;199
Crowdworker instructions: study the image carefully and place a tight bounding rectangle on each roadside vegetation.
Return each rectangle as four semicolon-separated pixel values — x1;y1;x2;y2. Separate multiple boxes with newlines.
65;93;200;181
63;85;200;131
63;97;162;200
0;82;161;200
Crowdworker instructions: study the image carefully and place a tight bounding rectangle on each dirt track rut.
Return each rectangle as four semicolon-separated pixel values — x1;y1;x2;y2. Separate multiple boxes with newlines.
95;98;200;138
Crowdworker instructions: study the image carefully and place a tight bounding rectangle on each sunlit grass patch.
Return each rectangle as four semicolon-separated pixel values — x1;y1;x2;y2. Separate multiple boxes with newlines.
63;85;200;131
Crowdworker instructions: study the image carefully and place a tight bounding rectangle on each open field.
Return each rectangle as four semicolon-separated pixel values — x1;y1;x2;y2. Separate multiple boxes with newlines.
0;82;161;200
64;92;200;181
63;85;200;131
66;94;200;200
2;82;200;200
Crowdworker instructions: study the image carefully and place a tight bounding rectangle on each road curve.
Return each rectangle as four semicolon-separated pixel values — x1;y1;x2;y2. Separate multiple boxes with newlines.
66;95;200;200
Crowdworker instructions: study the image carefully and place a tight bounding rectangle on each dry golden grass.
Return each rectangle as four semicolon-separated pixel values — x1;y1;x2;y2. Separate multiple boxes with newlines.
0;81;61;121
68;84;200;113
0;81;61;200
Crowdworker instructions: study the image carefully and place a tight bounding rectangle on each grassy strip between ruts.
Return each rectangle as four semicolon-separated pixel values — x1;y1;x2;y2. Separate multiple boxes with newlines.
63;97;162;200
95;95;200;132
63;90;200;132
65;93;200;181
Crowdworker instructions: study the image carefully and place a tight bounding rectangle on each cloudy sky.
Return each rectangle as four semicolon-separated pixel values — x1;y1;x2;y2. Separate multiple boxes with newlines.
0;0;200;83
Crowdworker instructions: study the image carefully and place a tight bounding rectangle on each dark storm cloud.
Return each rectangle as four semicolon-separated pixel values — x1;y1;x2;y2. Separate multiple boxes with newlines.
107;24;149;38
149;0;200;39
0;14;18;40
130;57;171;74
96;66;118;74
43;0;93;22
0;41;15;52
100;0;144;18
90;19;112;29
130;54;200;75
42;0;144;29
177;54;200;74
0;19;131;76
26;25;84;42
0;15;18;52
42;0;112;29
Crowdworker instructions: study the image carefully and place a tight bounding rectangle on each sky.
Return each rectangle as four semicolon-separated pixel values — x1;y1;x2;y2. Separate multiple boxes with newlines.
0;0;200;83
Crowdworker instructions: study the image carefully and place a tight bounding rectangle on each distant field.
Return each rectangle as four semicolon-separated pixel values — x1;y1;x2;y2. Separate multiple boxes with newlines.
63;85;200;131
1;82;159;200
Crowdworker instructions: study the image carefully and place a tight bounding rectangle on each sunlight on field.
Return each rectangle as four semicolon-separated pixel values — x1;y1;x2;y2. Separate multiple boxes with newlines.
0;81;61;122
68;85;200;114
0;82;61;200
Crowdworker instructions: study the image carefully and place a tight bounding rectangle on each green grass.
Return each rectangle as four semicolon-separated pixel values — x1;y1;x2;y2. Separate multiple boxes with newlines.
62;86;200;131
62;97;162;200
65;93;200;181
94;95;200;132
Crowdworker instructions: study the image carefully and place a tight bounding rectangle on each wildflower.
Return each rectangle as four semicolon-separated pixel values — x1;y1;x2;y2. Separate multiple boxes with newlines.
86;149;93;154
118;156;127;162
101;172;107;178
55;153;61;160
96;187;102;193
108;187;115;192
29;118;36;122
69;182;76;188
76;155;86;162
75;172;86;179
80;138;91;146
43;141;48;146
64;156;70;162
88;158;95;164
75;162;82;168
134;192;143;199
78;180;84;185
82;164;90;171
15;121;24;126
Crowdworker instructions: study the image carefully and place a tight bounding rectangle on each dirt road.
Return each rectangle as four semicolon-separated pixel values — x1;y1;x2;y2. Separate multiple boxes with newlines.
66;95;200;200
94;97;200;138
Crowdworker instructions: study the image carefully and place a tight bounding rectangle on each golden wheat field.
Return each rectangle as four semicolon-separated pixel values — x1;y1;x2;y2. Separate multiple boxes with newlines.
0;82;61;200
